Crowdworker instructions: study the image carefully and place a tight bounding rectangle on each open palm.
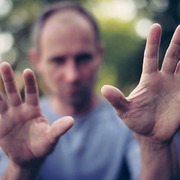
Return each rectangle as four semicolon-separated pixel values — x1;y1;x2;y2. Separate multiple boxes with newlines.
0;63;73;166
102;24;180;143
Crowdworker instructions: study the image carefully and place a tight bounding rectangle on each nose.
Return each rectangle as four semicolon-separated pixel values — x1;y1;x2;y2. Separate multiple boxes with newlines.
65;59;80;83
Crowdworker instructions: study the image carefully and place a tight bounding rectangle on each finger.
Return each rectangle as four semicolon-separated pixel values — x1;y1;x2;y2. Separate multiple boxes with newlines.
0;93;8;114
143;23;162;74
23;69;39;106
50;116;74;141
101;85;129;116
175;61;180;74
162;25;180;74
0;62;22;106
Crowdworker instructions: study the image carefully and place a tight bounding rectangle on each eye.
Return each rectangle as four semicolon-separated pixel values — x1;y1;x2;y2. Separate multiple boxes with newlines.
50;56;65;65
75;53;93;65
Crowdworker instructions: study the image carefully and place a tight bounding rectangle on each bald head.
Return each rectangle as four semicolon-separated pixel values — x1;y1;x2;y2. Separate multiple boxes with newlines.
31;2;101;52
40;10;96;57
41;10;96;49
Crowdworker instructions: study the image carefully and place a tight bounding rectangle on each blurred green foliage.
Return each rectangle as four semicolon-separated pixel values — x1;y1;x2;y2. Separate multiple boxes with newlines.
97;19;143;95
0;0;180;96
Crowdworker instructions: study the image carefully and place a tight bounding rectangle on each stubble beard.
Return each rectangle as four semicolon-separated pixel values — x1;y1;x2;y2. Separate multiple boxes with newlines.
57;86;93;112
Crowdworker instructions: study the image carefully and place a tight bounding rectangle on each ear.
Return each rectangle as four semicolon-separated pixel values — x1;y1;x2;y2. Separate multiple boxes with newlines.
28;48;42;73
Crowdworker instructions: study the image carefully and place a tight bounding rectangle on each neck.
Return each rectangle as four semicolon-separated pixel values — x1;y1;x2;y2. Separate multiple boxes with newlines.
50;94;99;116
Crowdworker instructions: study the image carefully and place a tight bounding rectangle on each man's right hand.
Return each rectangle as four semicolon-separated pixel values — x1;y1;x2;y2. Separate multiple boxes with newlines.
0;62;74;178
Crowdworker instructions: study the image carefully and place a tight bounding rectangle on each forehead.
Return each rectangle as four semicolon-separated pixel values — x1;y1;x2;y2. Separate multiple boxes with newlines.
39;10;96;55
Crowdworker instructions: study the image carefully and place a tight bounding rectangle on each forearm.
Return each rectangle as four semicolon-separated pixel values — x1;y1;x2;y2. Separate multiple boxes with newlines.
137;136;180;180
2;160;41;180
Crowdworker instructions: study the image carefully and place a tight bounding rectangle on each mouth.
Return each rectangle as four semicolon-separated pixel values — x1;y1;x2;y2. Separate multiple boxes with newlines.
66;86;82;96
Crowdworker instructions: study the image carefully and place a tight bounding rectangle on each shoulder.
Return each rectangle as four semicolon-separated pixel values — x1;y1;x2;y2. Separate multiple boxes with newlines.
0;148;8;177
40;96;50;109
96;99;127;127
89;99;132;137
39;96;61;123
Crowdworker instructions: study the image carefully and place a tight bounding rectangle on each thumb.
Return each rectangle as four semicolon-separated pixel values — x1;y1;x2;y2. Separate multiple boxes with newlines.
101;85;129;115
50;116;74;140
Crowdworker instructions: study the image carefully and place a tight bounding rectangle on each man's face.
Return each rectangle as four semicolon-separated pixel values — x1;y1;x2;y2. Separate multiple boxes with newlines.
38;11;102;107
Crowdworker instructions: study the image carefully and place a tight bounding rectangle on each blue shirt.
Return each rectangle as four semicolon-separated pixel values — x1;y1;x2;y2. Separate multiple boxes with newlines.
0;97;141;180
38;97;140;180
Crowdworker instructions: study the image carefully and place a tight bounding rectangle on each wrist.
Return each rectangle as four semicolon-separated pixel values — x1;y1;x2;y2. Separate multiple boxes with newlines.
135;134;179;180
2;160;43;180
135;134;172;151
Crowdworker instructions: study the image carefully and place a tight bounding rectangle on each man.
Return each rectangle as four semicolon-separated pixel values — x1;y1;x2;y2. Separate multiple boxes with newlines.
0;2;179;180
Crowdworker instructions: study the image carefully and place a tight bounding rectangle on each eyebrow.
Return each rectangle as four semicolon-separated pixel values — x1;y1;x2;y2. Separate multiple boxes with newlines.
48;55;66;62
76;52;93;58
